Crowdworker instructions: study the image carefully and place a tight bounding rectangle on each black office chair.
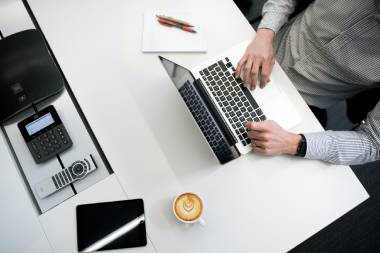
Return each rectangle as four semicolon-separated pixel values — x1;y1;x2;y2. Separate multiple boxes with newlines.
346;89;380;124
0;29;64;123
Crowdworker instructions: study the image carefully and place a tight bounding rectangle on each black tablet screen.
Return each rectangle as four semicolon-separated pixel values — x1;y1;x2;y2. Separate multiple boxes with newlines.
76;199;147;252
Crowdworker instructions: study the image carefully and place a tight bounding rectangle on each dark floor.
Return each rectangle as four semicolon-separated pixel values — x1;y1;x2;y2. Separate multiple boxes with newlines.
234;1;380;252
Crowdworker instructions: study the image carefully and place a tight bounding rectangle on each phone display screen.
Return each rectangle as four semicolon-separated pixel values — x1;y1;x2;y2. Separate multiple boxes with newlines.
25;112;55;136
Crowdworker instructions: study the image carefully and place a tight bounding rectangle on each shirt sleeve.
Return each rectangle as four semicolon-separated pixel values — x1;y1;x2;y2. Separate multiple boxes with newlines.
257;0;298;33
303;101;380;165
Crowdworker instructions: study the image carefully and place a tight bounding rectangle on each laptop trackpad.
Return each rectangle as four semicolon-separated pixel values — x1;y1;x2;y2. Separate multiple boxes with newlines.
255;92;301;130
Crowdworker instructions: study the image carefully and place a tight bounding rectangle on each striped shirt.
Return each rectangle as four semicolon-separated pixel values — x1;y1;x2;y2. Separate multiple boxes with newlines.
258;0;380;165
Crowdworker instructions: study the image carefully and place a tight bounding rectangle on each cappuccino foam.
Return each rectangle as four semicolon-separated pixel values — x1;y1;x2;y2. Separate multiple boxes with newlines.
174;193;203;222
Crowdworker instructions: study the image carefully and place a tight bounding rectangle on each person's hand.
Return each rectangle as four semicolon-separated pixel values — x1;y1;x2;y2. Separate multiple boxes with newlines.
236;29;276;90
245;120;301;156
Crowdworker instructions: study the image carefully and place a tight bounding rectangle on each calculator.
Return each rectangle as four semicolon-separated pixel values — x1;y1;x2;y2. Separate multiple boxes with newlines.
18;105;73;163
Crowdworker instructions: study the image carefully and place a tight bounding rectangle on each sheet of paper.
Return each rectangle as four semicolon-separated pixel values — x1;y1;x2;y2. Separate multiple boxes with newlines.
142;11;206;52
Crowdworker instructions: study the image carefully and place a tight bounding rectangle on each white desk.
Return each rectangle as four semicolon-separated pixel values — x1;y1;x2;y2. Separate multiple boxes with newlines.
1;0;369;252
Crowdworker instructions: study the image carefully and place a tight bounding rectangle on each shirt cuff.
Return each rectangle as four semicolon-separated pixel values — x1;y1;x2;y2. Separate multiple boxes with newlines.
257;12;289;34
303;132;332;161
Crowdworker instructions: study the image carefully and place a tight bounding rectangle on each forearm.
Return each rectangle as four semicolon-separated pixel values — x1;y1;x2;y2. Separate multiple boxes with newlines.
258;0;298;33
303;101;380;165
304;130;380;165
255;28;275;44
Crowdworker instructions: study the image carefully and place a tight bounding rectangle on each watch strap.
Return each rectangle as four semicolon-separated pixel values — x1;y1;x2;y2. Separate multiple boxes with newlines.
295;134;307;157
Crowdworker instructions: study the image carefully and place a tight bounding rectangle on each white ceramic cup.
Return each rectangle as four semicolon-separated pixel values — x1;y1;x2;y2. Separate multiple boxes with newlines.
172;192;206;226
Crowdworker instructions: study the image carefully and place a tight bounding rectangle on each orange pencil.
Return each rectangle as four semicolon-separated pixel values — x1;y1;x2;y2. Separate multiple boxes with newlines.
158;20;171;27
156;15;194;27
157;18;197;33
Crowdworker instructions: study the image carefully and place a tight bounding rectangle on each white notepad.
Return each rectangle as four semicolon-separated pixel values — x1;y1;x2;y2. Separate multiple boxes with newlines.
142;11;206;52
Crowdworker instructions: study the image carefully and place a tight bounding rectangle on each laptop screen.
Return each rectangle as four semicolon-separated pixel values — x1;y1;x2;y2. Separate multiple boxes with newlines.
158;56;239;164
158;56;195;90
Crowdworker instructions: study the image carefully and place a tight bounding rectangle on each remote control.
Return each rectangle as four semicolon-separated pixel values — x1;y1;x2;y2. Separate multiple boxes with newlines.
35;155;97;199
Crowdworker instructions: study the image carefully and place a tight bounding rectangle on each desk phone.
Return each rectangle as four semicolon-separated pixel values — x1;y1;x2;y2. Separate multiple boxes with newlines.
18;105;73;163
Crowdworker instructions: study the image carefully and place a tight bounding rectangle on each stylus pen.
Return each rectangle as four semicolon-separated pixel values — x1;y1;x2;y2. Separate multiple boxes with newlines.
81;215;145;253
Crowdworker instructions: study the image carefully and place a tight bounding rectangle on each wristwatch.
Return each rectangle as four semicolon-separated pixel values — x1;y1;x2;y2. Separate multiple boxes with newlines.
295;134;307;157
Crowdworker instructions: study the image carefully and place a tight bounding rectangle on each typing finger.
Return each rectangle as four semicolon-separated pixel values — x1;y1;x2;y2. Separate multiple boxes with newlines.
251;140;266;148
243;57;253;88
247;130;267;141
260;59;274;88
245;121;269;132
250;58;261;91
236;55;247;79
252;146;270;155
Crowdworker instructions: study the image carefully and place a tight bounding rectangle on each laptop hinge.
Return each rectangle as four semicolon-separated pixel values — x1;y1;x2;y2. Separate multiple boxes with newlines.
194;78;237;145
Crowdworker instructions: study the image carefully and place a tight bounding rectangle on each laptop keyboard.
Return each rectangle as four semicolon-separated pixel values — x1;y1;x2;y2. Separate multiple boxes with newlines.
179;80;233;160
200;58;266;146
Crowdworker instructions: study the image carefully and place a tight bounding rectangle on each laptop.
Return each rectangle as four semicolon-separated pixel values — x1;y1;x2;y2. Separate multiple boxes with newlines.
159;40;300;164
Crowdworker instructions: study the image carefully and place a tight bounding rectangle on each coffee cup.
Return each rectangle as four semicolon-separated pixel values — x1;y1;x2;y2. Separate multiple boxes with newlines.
173;192;206;225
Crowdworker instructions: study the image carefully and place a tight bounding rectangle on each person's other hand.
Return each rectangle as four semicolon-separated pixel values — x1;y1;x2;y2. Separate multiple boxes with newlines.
245;120;301;156
236;29;276;90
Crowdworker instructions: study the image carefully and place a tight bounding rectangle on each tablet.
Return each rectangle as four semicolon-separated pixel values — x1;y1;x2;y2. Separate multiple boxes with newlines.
76;199;147;252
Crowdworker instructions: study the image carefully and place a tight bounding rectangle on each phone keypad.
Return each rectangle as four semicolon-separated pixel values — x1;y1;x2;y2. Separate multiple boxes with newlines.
28;125;73;163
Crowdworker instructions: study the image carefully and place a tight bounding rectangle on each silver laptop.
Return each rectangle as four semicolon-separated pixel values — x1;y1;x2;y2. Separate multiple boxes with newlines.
159;40;300;164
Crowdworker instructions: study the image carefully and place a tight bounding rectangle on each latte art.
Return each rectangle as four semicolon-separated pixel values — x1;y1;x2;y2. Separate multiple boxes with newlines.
183;199;194;212
174;193;203;222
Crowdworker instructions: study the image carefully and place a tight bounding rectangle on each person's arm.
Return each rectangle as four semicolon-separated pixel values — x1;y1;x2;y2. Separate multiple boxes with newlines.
245;101;380;165
236;0;297;90
304;102;380;165
258;0;298;33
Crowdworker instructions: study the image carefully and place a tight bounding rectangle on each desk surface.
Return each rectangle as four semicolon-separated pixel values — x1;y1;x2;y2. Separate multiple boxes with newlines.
1;0;369;252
